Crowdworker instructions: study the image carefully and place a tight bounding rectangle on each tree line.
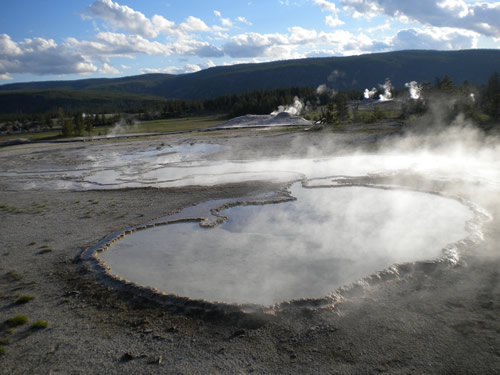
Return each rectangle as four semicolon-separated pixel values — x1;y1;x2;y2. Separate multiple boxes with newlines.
1;72;499;136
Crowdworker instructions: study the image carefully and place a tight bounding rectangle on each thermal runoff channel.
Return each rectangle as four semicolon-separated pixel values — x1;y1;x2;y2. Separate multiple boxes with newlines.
99;183;473;305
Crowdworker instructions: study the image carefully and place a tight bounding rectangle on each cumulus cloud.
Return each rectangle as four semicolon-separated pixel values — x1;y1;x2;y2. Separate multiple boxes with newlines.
141;60;216;75
392;27;479;50
0;34;22;56
222;27;393;58
84;0;224;39
0;73;13;80
100;62;121;74
314;0;345;27
214;10;233;27
151;15;177;36
340;0;500;37
223;33;277;58
66;32;173;57
0;34;98;77
314;0;340;14
84;0;159;38
189;43;225;58
326;15;345;27
180;16;212;33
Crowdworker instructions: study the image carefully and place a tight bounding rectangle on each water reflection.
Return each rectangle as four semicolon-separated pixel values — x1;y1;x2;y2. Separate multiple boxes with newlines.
99;184;472;305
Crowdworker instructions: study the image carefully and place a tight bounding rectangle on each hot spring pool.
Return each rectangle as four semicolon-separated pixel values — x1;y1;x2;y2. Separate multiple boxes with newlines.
98;184;473;305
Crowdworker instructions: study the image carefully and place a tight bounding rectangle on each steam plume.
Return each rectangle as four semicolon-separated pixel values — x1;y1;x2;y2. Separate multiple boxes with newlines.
379;79;393;101
364;88;377;99
405;81;422;100
316;84;336;98
271;96;304;116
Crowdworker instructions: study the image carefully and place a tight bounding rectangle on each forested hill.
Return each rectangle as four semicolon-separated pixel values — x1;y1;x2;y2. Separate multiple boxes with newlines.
1;49;500;101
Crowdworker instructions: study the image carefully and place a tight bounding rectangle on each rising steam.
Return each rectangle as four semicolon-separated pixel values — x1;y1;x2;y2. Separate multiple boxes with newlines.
364;79;393;101
271;96;304;116
364;88;377;99
405;81;422;100
379;79;393;101
316;84;336;98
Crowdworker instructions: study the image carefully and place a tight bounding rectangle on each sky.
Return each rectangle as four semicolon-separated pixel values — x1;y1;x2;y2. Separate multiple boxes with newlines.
1;0;500;84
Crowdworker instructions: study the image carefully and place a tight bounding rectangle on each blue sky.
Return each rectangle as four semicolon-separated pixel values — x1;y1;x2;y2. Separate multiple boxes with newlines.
1;0;499;83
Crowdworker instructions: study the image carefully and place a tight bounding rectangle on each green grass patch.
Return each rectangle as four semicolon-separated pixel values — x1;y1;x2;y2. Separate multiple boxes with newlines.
0;130;61;142
0;346;5;355
135;117;222;133
1;115;225;142
6;270;23;281
16;295;35;304
6;314;28;327
31;320;49;329
0;204;23;214
0;337;11;345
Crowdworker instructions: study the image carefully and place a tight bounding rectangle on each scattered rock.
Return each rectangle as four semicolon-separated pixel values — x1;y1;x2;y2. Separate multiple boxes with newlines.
148;356;163;365
228;329;246;340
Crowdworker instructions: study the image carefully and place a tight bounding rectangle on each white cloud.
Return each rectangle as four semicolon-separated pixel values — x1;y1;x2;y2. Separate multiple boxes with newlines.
288;27;319;44
172;39;224;57
221;28;383;58
214;10;233;27
306;49;338;58
0;35;98;76
237;16;252;26
392;27;479;50
223;33;276;58
180;16;212;33
365;21;392;33
340;0;500;37
67;32;173;58
437;0;469;18
313;0;344;28
84;0;159;38
141;60;216;75
0;73;13;80
0;34;22;56
100;62;121;74
151;15;177;36
325;15;345;27
84;0;224;39
314;0;340;14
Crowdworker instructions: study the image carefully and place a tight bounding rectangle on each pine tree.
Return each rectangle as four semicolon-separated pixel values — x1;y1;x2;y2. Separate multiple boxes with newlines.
62;119;74;137
85;114;93;136
74;113;84;136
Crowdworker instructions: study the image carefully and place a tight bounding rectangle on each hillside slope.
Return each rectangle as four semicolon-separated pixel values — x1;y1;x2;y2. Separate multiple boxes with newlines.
0;49;499;110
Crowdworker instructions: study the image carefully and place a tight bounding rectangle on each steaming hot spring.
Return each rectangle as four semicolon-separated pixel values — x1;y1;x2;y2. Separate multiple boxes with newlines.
46;138;487;310
95;182;475;306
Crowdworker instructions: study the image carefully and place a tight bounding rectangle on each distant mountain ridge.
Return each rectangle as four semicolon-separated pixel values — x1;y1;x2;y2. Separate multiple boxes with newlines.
1;49;499;106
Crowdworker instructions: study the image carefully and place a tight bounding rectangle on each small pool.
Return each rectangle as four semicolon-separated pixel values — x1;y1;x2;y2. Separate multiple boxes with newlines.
98;184;473;305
